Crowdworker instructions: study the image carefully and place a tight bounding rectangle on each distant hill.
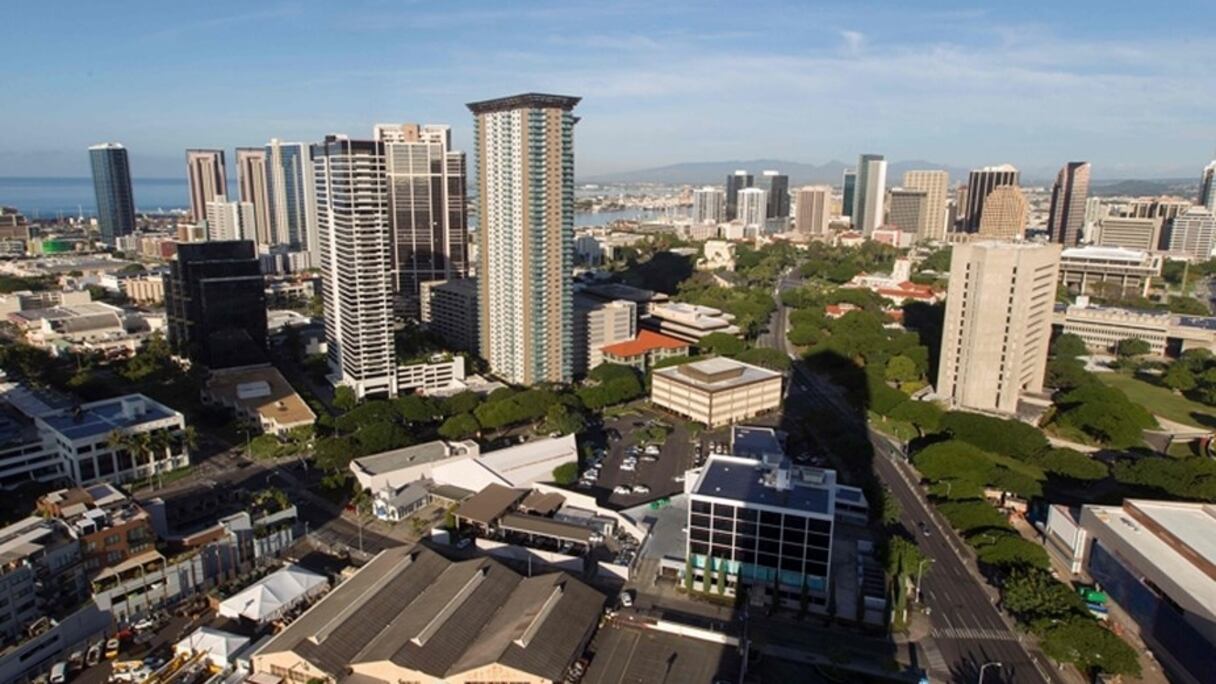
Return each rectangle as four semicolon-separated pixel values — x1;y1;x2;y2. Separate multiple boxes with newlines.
1088;178;1196;198
582;159;969;186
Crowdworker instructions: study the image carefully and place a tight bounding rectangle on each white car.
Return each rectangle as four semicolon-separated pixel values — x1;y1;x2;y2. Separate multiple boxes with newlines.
133;618;156;631
644;445;660;455
632;485;650;494
620;462;635;471
589;533;604;544
613;485;632;495
620;590;634;608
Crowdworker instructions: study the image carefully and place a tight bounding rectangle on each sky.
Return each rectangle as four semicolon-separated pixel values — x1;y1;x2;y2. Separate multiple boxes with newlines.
2;0;1214;180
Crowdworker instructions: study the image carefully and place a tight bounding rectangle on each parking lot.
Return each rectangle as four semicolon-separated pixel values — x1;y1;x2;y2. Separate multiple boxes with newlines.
581;621;741;684
578;411;698;509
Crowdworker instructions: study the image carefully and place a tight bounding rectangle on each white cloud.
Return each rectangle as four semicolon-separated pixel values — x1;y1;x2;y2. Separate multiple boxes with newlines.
839;30;865;55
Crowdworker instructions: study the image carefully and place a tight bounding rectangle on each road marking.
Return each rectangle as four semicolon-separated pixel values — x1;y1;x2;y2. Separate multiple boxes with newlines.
931;627;1018;642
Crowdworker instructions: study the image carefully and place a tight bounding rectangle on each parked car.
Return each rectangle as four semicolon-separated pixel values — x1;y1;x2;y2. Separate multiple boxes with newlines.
133;617;156;631
619;590;634;608
589;533;604;544
620;462;635;472
644;445;660;455
85;643;101;667
105;638;120;660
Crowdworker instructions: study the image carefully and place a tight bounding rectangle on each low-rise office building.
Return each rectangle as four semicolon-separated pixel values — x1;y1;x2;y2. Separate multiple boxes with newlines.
572;296;636;376
37;483;155;576
1058;246;1163;298
1094;216;1163;252
419;278;479;353
350;439;481;492
202;365;316;436
651;357;782;428
1052;300;1216;357
640;302;741;343
397;354;467;393
252;544;604;684
601;329;690;371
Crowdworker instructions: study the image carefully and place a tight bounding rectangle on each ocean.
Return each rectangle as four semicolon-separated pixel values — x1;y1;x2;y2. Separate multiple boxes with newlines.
0;176;672;226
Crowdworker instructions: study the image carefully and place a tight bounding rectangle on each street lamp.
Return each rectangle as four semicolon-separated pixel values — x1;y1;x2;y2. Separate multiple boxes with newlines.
977;661;1002;683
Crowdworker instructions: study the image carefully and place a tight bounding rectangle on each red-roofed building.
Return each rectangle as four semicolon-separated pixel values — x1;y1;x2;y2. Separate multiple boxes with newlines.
874;281;940;305
824;303;859;319
602;330;690;371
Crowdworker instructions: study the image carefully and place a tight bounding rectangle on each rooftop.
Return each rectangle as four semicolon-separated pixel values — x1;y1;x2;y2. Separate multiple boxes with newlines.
580;282;668;304
730;426;785;464
456;484;528;525
258;545;603;682
204;366;315;429
655;356;781;392
692;455;834;517
499;513;593;544
601;330;689;358
352;440;457;476
1061;246;1154;262
466;92;582;114
37;394;179;442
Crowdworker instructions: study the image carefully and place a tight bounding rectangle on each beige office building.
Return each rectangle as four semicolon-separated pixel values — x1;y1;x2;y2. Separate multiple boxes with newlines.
1094;216;1162;252
185;149;227;223
1058;246;1162;298
1127;197;1191;222
937;242;1061;414
651;357;782;428
572;295;636;376
902;170;949;241
794;185;831;235
235;147;272;246
886;188;928;237
976;185;1027;239
468;93;580;385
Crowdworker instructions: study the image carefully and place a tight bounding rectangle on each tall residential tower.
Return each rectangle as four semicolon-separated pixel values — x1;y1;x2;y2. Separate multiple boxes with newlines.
1047;161;1091;246
265;139;318;256
725;171;753;221
852;154;887;235
185;149;228;224
88;143;136;246
468;93;580;385
235;147;272;246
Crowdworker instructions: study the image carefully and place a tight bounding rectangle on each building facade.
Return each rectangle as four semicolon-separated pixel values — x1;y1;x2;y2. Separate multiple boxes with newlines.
1200;160;1216;212
572;296;636;377
204;198;255;242
937;242;1061;414
841;170;856;219
794;186;830;236
976;185;1028;240
313;135;396;398
1047;161;1091;246
725;170;753;221
469;93;580;385
1058;246;1163;298
185;149;227;224
737;187;768;230
1094;216;1162;252
759;171;790;220
692;186;726;225
377;123;469;319
1166;207;1216;261
886;188;928;237
964;164;1020;233
651;357;782;428
420;278;479;353
88;143;136;246
235;147;272;246
852;154;886;235
265;139;318;257
902;170;948;241
165;240;267;369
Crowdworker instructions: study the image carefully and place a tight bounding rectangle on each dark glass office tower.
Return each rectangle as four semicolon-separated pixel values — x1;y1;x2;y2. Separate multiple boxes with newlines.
164;241;267;369
725;170;753;221
841;170;856;219
88;143;136;246
759;171;790;219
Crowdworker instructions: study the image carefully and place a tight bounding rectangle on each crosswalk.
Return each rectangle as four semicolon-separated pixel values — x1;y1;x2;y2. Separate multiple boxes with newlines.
931;627;1018;642
920;640;949;675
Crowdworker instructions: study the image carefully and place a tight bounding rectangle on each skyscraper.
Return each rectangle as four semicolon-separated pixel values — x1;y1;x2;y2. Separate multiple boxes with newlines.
737;187;768;229
185;149;228;224
964;164;1020;233
1047;161;1091;246
205;198;255;242
235;147;272;246
88;143;136;246
977;185;1028;240
468;93;580;385
1166;207;1216;260
937;242;1061;415
794;186;830;235
852;154;887;235
313;134;396;399
1199;161;1216;212
376;123;468;319
841;170;856;219
886;188;928;236
902;170;949;241
164;240;267;370
265;139;318;256
692;187;726;224
725;170;753;221
758;170;790;220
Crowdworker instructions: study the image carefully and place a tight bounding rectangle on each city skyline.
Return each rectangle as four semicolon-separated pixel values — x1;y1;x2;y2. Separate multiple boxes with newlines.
3;2;1214;179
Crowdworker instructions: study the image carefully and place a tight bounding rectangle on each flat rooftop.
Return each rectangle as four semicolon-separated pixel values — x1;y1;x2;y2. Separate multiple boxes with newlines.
582;623;740;684
205;366;315;428
730;426;784;462
1061;246;1153;262
654;356;781;392
38;394;178;442
352;440;454;476
692;456;833;516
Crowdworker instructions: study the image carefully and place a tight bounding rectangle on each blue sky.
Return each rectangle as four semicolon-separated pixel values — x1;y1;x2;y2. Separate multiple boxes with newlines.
3;0;1213;179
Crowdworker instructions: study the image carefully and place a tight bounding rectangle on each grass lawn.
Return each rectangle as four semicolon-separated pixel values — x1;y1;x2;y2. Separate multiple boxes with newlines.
867;411;918;442
1096;371;1216;429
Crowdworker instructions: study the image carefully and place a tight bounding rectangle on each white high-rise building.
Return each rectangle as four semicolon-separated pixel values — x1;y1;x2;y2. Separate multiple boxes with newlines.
794;186;830;235
692;187;726;225
737;187;767;229
204;197;255;242
937;242;1061;415
1167;207;1216;260
902;170;948;241
1199;160;1216;212
265;139;319;258
313;134;396;399
468;93;580;385
853;154;887;235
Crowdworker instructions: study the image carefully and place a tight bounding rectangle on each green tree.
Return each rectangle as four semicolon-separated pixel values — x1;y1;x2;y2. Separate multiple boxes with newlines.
542;403;587;436
733;347;791;371
249;434;282;460
1000;569;1088;623
1112;457;1216;502
1163;363;1197;392
971;532;1050;570
887;400;943;434
1031;448;1107;481
936;501;1012;535
440;391;481;417
684;556;695;592
438;413;480;440
1040;619;1141;677
353;421;411;455
716;559;728;594
878;488;902;527
697;332;745;356
1115;337;1151;359
1052;383;1156;448
1050;333;1088;359
884;355;919;384
552;462;579;485
395;394;438;423
333;385;357;413
940;411;1049;460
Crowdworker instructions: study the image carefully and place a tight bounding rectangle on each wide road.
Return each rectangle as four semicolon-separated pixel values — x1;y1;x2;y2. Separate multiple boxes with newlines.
764;268;1057;683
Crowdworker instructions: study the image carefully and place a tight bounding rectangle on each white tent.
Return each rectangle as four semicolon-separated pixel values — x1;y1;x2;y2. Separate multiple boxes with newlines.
175;626;250;669
218;565;328;624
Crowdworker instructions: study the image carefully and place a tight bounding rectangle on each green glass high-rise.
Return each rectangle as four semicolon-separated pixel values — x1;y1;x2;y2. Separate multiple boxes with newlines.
88;143;136;246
